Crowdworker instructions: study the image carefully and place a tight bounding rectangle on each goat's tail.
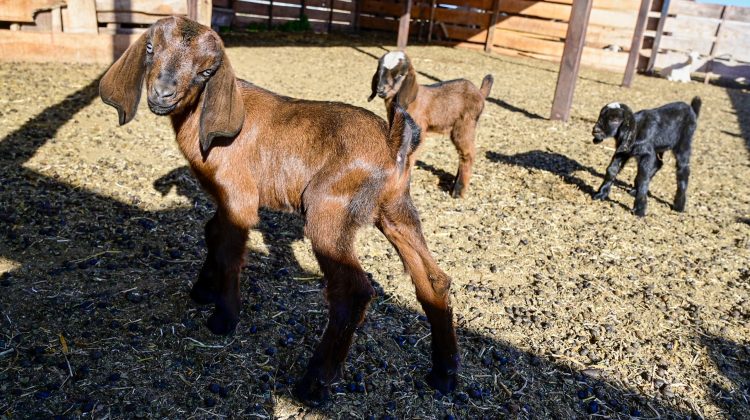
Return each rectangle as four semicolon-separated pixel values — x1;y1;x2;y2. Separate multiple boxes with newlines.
388;104;421;173
690;96;702;118
479;74;494;98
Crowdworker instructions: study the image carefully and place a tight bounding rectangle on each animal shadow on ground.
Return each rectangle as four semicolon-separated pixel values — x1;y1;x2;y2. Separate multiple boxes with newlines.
699;332;750;418
727;88;750;157
0;71;708;418
486;150;674;210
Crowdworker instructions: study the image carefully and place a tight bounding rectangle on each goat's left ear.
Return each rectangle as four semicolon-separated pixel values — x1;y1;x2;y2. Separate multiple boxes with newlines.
199;52;245;153
99;31;149;125
396;67;418;108
615;108;637;153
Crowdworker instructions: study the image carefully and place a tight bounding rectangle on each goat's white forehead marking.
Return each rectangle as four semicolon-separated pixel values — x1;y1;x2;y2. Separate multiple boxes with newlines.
606;102;621;109
383;51;405;69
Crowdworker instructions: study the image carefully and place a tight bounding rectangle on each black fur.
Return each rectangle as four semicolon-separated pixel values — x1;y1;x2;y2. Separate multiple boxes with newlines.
591;97;701;217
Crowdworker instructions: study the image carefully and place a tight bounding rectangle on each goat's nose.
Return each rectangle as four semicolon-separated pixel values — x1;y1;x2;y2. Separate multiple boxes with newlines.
153;84;176;99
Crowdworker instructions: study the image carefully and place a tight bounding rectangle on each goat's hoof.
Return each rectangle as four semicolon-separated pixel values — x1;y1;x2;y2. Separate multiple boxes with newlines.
426;369;458;394
633;207;647;218
451;181;465;198
673;202;686;212
628;188;637;197
294;377;330;407
592;191;608;200
189;281;217;305
206;311;238;336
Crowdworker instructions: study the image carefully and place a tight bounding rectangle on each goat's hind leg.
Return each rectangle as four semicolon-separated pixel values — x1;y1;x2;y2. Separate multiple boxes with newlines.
673;147;691;212
449;118;476;198
633;153;657;217
295;210;375;405
377;197;459;393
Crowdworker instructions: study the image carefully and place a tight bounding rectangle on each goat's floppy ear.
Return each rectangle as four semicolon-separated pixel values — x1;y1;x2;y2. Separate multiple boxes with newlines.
368;65;380;102
396;66;418;108
199;52;245;153
99;31;149;126
615;106;637;153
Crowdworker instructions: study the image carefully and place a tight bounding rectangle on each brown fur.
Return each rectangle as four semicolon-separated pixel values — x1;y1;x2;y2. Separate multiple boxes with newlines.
369;51;493;198
99;16;459;403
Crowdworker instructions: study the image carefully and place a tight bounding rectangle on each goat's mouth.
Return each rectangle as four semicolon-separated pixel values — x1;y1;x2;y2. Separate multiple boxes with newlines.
147;98;179;115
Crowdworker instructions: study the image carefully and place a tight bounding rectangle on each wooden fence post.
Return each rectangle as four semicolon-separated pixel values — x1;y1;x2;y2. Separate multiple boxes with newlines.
66;0;98;34
485;0;501;53
427;0;436;42
550;0;593;122
704;5;727;84
397;0;412;49
622;0;653;87
646;0;670;73
188;0;213;27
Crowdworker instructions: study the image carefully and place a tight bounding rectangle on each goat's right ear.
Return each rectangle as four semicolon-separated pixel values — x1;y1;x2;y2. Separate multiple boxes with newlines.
99;31;149;126
368;65;380;102
396;67;418;108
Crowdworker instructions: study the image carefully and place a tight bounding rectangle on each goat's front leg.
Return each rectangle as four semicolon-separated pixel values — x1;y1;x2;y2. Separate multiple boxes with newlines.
377;197;459;394
633;153;657;217
190;212;221;305
594;154;628;200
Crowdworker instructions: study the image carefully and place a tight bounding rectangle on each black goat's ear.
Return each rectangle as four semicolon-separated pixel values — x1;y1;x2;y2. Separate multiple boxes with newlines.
199;52;245;153
615;106;637;153
100;31;149;125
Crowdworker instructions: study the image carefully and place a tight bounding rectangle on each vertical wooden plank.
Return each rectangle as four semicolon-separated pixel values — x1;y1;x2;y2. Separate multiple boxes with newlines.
301;0;307;19
328;0;334;33
550;0;594;122
268;0;274;29
485;0;501;53
196;0;212;27
51;6;62;33
397;0;412;49
622;0;653;87
427;0;436;43
352;0;359;32
66;0;99;34
646;0;670;73
704;5;727;84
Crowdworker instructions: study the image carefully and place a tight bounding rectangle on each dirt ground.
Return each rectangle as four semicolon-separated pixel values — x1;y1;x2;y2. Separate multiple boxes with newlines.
1;32;748;419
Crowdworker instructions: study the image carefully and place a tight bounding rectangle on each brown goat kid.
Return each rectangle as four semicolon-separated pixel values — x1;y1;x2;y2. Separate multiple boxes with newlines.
369;50;493;198
99;17;459;403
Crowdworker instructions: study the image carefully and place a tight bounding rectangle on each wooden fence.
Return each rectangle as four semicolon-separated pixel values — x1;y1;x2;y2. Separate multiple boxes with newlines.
223;0;357;32
0;0;210;62
647;0;750;80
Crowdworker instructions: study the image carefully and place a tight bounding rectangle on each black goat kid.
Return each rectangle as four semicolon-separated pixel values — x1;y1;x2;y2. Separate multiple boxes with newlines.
591;97;701;217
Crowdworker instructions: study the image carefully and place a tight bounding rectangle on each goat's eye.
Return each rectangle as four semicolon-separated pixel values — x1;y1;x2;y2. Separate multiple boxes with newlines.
202;69;213;77
146;42;153;54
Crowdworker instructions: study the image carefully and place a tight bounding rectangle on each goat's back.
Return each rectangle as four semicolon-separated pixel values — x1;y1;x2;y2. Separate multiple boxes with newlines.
414;79;485;133
635;101;698;150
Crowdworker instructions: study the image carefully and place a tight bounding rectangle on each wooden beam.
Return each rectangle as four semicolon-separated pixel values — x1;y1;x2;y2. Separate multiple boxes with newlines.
427;0;436;42
397;0;413;49
66;0;98;34
646;0;670;73
704;5;727;84
485;0;501;53
550;0;593;122
188;0;212;27
622;0;653;87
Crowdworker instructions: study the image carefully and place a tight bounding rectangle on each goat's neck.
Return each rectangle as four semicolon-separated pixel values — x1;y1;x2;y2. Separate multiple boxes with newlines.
169;107;204;167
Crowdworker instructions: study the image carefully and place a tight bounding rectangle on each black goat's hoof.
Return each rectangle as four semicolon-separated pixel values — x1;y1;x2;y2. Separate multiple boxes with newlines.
294;377;330;407
628;188;637;197
206;311;238;336
426;369;458;394
189;281;217;305
633;208;646;218
592;191;608;201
